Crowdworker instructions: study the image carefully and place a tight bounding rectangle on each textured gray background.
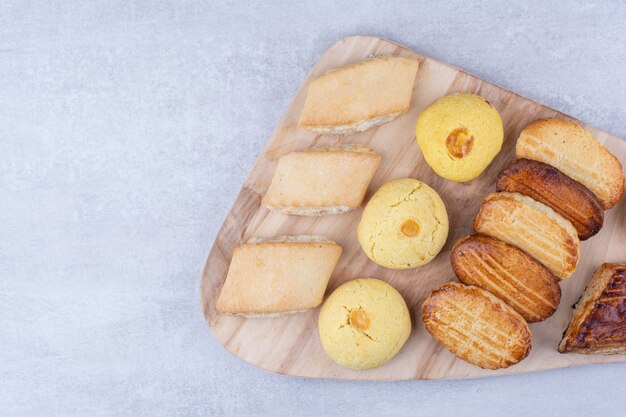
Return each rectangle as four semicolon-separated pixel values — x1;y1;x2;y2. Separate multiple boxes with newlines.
2;1;626;416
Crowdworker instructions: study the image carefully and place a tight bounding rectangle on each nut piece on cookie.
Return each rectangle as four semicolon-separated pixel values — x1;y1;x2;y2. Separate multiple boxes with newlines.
451;234;561;322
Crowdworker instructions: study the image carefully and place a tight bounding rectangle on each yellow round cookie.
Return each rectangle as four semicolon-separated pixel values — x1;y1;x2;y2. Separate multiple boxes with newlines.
318;278;411;370
357;178;449;269
416;93;503;182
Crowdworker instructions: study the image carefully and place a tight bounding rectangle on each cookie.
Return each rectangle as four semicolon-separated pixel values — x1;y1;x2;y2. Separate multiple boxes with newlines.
318;278;411;370
516;118;624;209
422;282;532;370
416;93;504;182
451;235;561;322
357;178;449;269
298;56;419;135
496;158;604;240
216;236;342;316
473;192;580;281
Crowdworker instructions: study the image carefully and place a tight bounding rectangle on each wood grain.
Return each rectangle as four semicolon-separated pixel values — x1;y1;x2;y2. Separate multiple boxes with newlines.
200;35;626;380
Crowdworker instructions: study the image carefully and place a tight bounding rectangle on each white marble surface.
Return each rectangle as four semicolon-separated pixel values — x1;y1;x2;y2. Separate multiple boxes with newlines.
2;1;626;416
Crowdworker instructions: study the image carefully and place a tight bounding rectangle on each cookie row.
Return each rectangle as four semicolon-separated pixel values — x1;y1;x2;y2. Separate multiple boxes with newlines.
216;56;431;371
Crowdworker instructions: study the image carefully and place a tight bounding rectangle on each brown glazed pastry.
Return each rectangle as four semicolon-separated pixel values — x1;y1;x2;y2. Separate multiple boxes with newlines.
422;282;532;369
451;235;561;322
473;192;580;281
559;263;626;354
516;118;624;209
496;159;604;240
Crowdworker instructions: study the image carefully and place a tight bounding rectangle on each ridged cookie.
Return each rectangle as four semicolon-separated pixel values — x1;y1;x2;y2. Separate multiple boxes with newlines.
516;118;624;209
298;56;419;135
496;158;604;240
451;235;561;322
216;236;342;316
559;263;626;354
473;192;580;281
422;282;532;369
262;144;380;215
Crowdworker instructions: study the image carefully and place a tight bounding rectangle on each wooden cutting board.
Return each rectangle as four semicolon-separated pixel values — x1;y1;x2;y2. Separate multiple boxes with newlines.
200;35;626;380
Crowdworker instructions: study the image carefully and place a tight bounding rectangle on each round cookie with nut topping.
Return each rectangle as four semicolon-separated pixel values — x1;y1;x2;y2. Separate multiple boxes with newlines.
416;93;503;182
357;178;449;269
318;278;411;370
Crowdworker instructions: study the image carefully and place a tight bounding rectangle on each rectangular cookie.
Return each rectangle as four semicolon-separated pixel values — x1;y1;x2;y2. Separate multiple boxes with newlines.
216;236;342;317
559;263;626;354
298;56;419;135
262;144;380;215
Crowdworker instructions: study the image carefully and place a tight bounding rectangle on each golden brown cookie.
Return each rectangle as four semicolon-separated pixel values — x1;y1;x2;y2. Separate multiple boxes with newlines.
422;282;532;369
516;118;624;209
496;158;604;240
473;192;580;280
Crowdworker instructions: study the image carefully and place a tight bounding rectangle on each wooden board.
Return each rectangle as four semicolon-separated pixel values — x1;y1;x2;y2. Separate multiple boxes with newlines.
200;35;626;380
